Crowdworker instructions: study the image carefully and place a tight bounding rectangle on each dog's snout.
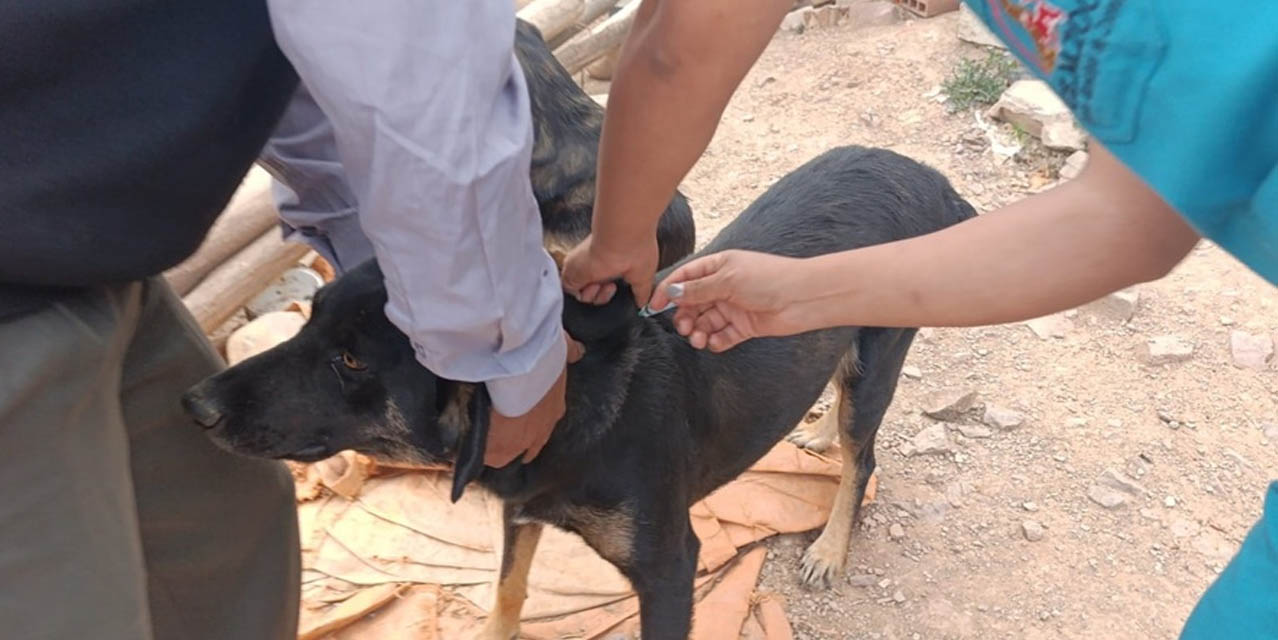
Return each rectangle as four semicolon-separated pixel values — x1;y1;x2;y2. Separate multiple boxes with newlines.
181;388;224;429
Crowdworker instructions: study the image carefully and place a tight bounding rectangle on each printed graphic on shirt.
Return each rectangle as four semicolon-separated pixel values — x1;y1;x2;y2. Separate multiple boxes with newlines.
995;0;1068;72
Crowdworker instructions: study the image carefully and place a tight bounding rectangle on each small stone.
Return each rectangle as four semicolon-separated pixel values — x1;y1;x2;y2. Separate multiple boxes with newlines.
1170;518;1201;539
1088;484;1128;509
803;4;841;29
922;389;978;421
1099;468;1147;496
907;423;952;456
840;0;901;28
1164;496;1177;508
1022;501;1039;512
848;574;879;587
780;7;813;32
955;424;993;439
742;113;755;122
889;523;906;540
983;405;1026;430
893;589;906;603
1107;419;1123;428
1229;330;1274;371
878;578;892;589
1024;313;1072;339
1263;424;1278;442
902;365;923;380
1059;150;1088;181
1219;316;1235;326
1065;417;1089;429
1143;335;1195;365
1022;519;1045;541
1081;288;1140;322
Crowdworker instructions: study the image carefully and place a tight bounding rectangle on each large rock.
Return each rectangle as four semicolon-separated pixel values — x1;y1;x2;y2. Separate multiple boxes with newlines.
987;80;1087;151
1230;330;1274;370
957;3;1005;49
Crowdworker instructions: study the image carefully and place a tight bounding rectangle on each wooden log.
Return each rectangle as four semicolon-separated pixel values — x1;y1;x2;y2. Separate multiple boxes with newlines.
552;0;638;74
586;46;620;80
517;0;585;42
546;0;624;48
183;228;310;333
164;166;278;295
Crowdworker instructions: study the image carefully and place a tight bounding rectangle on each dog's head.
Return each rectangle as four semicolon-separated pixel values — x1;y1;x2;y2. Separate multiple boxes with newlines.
182;260;499;500
182;257;638;501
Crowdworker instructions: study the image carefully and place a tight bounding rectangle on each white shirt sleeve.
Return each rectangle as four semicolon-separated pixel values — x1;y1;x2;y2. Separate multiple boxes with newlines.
265;0;565;416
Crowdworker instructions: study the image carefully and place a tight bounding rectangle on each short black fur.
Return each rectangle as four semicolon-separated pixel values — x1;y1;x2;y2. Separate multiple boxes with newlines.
183;145;975;639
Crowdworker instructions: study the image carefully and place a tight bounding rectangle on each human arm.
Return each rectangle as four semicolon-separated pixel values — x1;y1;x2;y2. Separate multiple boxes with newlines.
648;143;1201;351
259;81;375;274
560;0;793;306
265;0;573;464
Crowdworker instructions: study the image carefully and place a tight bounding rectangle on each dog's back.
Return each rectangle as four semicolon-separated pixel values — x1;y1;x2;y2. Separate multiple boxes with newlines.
693;145;975;261
642;146;977;498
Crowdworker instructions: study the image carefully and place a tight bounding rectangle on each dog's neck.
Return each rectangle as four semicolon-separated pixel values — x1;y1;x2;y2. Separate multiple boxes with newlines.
473;290;653;501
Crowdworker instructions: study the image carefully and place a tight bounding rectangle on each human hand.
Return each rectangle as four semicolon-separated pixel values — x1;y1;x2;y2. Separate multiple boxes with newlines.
647;250;810;352
561;233;660;308
483;330;585;467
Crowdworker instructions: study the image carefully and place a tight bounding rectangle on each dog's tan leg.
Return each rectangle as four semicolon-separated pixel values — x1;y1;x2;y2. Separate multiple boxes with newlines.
786;384;841;452
798;391;862;588
479;520;543;640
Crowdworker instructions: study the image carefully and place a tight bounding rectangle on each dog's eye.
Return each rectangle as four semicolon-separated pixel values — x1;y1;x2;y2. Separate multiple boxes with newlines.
340;351;367;371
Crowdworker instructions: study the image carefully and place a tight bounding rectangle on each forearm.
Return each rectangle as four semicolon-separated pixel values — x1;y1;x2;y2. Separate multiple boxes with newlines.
260;82;375;274
591;0;791;252
789;147;1200;329
268;0;565;416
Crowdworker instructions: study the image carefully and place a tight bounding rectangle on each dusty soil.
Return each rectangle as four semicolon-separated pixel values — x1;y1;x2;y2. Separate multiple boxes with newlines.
596;10;1276;640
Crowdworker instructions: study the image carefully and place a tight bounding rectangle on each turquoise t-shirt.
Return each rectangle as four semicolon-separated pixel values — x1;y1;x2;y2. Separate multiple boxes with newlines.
964;0;1278;285
964;2;1278;638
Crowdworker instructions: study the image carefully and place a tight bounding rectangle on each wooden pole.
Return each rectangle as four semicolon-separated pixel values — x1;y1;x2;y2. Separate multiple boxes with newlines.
546;0;624;47
517;0;585;42
552;0;638;74
164;167;278;295
183;228;310;333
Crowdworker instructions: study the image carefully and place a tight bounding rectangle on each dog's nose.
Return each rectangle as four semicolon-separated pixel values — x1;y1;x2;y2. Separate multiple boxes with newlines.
181;389;224;429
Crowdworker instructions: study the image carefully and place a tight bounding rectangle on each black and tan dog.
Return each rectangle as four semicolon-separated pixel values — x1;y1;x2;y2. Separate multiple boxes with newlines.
182;145;976;639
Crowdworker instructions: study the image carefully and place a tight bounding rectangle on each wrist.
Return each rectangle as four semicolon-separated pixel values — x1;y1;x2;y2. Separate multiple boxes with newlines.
786;252;866;331
589;219;660;261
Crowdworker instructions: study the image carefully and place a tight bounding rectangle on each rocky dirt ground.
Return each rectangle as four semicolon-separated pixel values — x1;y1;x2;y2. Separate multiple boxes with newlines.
593;9;1276;640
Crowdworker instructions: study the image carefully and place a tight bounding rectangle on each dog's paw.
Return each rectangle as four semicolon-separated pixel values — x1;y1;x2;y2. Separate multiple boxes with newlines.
787;413;838;452
799;535;846;589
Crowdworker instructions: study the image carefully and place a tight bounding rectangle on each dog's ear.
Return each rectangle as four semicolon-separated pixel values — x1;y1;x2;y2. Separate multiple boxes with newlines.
450;384;492;503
